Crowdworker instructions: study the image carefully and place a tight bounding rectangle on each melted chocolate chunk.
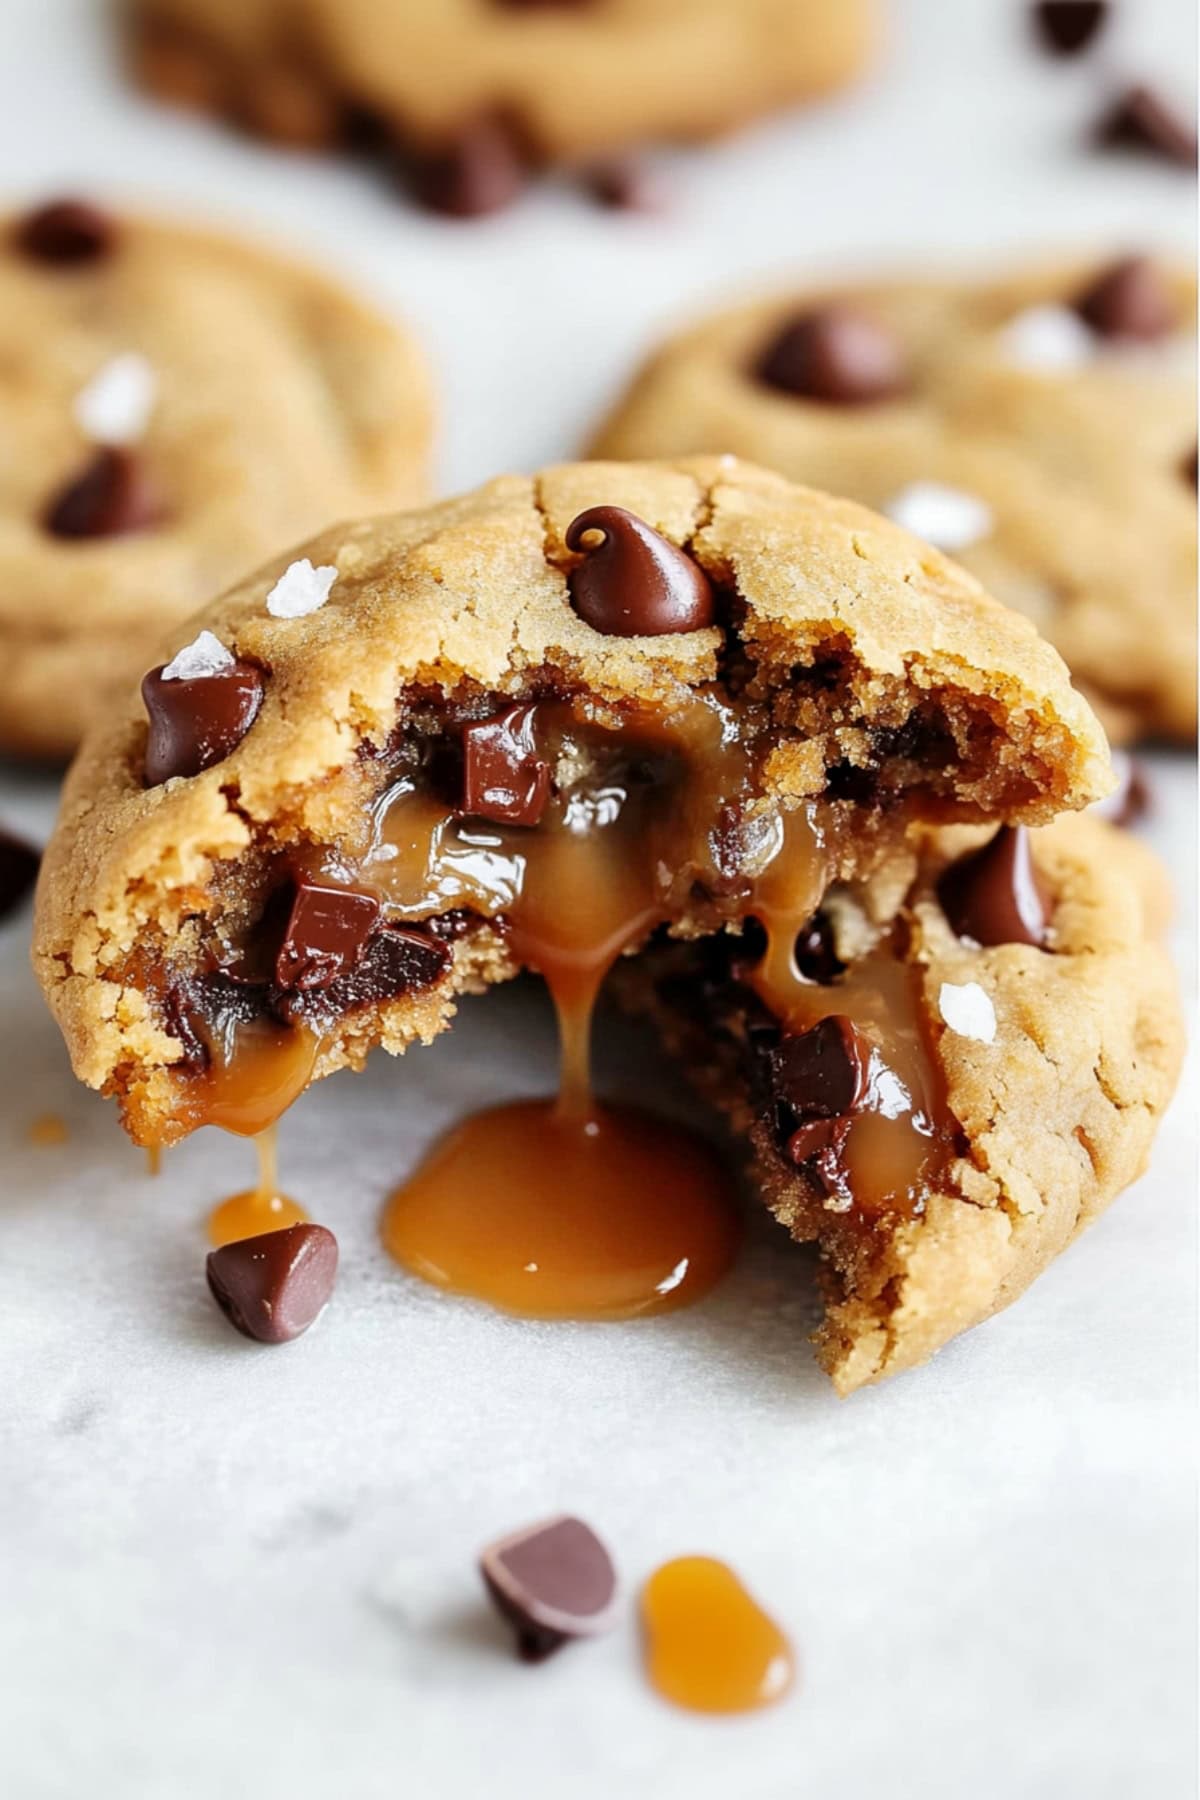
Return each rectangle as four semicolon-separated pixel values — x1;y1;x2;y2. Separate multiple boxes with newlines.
0;828;40;922
768;1016;873;1123
206;1223;338;1345
142;660;264;786
275;881;381;992
14;197;116;265
408;116;529;217
1074;257;1177;341
786;1114;853;1198
275;923;451;1025
461;703;550;826
480;1516;618;1662
1031;1;1108;56
565;506;715;637
1094;86;1197;170
794;913;845;984
756;305;906;405
937;825;1051;948
43;447;160;540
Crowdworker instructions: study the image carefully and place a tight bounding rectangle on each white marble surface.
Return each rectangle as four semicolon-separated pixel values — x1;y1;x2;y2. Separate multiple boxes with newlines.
0;3;1195;1797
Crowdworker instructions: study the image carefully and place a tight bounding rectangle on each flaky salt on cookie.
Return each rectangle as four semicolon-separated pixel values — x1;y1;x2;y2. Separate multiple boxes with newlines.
32;457;1181;1389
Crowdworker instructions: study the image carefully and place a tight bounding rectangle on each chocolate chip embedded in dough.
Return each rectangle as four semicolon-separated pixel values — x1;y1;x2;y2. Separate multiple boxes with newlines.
565;506;715;637
937;825;1051;948
43;447;160;540
768;1015;874;1123
756;306;906;405
141;660;264;786
462;704;551;826
1074;257;1177;341
274;882;382;992
13;197;116;265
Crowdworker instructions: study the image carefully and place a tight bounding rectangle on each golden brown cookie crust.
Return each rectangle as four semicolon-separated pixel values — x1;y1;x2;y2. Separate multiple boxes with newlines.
0;207;432;759
589;261;1198;744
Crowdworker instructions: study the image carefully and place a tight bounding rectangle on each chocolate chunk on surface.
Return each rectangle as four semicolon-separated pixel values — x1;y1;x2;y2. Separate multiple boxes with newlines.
1094;86;1197;169
0;828;40;922
275;881;381;992
14;197;115;265
566;506;715;636
206;1222;338;1344
408;116;528;217
141;660;264;786
768;1016;873;1122
756;305;906;405
938;825;1051;948
1031;2;1108;56
462;703;550;826
43;447;159;540
1074;257;1177;341
480;1515;618;1661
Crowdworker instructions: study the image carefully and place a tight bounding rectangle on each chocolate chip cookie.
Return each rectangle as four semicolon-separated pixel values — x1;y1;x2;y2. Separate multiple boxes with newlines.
123;0;877;212
590;258;1198;743
32;457;1181;1389
0;197;432;758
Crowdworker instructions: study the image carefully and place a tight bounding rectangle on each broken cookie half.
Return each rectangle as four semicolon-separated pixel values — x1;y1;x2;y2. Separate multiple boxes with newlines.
32;457;1181;1389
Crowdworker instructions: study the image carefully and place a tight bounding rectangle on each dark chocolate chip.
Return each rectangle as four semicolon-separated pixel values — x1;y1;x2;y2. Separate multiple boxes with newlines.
13;197;116;265
1182;442;1198;489
1093;86;1197;170
565;506;715;637
937;825;1051;948
0;828;40;922
408;117;529;217
794;913;845;985
461;703;550;826
141;659;264;786
768;1016;874;1123
1074;257;1177;341
1031;1;1108;56
786;1114;853;1201
275;923;451;1024
275;881;381;992
480;1516;618;1662
43;446;160;540
756;305;906;405
1090;750;1150;829
206;1222;338;1345
581;157;664;211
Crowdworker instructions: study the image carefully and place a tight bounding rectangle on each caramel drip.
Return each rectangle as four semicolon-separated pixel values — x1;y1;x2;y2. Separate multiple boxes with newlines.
207;1123;308;1247
641;1556;795;1713
180;1020;319;1140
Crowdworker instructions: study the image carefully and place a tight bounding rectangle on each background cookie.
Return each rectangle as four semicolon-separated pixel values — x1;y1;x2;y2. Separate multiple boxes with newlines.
590;258;1198;744
0;198;432;759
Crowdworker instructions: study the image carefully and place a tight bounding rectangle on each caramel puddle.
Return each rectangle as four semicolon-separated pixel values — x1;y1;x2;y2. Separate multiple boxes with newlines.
641;1556;795;1713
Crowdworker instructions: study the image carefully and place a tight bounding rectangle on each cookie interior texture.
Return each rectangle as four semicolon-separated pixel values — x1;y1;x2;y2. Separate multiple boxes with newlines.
588;260;1198;744
36;457;1180;1391
0;206;432;758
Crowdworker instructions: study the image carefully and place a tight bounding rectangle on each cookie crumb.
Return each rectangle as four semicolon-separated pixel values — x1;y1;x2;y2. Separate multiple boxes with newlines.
162;630;236;682
267;558;338;619
884;482;993;553
74;352;157;445
938;981;997;1045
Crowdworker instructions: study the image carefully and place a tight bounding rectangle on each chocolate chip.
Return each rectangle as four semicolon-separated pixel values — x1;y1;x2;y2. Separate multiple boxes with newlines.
1094;86;1197;170
937;825;1051;948
1074;257;1177;341
275;881;381;992
407;117;529;217
794;913;845;984
1031;2;1108;56
275;923;451;1025
581;157;664;211
461;703;550;826
206;1223;338;1344
756;306;906;405
565;506;716;637
1090;750;1150;829
0;828;40;922
13;197;115;265
480;1516;618;1661
141;660;264;786
768;1016;874;1123
1182;442;1197;488
786;1114;853;1200
43;447;160;540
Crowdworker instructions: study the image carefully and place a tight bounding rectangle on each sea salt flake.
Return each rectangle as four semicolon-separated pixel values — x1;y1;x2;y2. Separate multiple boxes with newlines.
161;630;236;682
266;558;338;619
885;481;994;553
999;304;1095;373
938;981;997;1046
74;352;157;444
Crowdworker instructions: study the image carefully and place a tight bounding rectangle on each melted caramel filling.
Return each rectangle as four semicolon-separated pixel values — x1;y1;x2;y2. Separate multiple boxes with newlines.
641;1556;795;1713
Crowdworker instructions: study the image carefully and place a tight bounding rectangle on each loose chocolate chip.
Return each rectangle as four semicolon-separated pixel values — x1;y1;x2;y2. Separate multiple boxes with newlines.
794;913;845;985
13;197;115;265
1031;1;1108;56
756;306;906;405
275;881;381;992
480;1516;618;1661
206;1222;338;1344
0;828;40;922
275;923;451;1025
768;1016;874;1123
407;116;529;217
1074;256;1177;341
565;506;716;637
141;660;264;786
461;703;550;826
937;825;1051;948
43;446;160;540
1094;86;1197;170
581;157;664;211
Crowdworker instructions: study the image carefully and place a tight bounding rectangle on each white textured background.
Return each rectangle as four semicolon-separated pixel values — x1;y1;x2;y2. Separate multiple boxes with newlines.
0;3;1195;1797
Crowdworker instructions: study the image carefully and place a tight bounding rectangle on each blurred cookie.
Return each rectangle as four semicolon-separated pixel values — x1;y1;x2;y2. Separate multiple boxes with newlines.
1;198;432;758
124;0;878;212
590;257;1197;742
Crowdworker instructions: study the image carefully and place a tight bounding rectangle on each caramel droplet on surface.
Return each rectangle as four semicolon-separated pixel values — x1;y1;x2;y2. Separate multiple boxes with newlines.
565;506;716;637
641;1556;795;1714
27;1112;69;1147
